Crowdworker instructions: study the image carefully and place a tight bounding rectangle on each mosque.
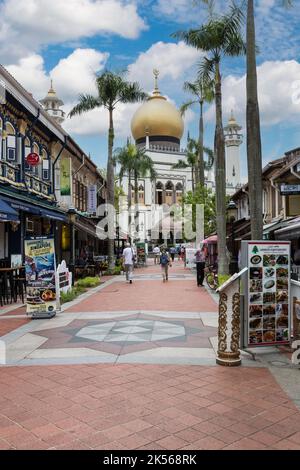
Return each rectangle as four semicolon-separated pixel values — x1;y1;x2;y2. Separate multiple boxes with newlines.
120;71;243;244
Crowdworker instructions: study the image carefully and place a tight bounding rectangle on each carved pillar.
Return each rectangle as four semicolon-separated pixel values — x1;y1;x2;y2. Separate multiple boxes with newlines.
217;278;241;366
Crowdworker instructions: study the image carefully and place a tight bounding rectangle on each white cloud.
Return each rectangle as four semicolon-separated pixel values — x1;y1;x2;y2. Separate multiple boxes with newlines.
128;41;200;92
0;0;147;62
205;60;300;128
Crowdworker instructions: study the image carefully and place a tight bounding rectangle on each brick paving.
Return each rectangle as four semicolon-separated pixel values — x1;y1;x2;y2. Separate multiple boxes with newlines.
0;260;299;450
0;364;299;450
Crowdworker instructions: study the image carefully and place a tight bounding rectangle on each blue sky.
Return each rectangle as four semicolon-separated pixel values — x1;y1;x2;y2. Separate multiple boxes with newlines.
1;0;300;180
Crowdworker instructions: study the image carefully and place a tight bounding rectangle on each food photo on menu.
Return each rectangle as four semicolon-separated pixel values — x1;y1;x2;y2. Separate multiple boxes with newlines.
264;292;276;304
263;254;276;267
276;290;288;303
250;279;263;293
250;267;263;279
249;305;263;318
250;293;263;304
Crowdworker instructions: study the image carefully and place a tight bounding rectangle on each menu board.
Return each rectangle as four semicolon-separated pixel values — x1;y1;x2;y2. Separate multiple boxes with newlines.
247;242;290;347
25;237;57;318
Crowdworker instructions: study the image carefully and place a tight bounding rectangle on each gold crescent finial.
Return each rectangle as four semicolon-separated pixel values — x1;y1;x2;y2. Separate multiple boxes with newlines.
153;69;160;91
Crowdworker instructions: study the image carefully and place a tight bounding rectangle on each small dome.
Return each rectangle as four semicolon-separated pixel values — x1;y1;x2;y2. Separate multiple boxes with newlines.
131;71;184;143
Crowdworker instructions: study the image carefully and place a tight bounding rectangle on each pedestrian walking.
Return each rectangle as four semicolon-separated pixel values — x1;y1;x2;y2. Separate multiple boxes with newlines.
153;245;161;265
195;246;206;287
160;247;171;282
122;242;135;284
170;246;176;262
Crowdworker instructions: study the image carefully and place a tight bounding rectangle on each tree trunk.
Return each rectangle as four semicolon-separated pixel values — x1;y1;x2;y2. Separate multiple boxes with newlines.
191;166;195;193
198;101;205;187
134;169;139;242
128;172;132;241
247;0;263;240
107;107;115;270
214;62;228;275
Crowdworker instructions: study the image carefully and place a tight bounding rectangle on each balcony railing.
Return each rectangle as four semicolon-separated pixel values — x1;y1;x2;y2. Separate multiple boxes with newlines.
25;173;52;198
0;161;21;185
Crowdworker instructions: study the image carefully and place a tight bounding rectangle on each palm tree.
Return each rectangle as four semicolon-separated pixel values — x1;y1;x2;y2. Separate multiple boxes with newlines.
115;143;156;240
180;79;214;186
246;0;293;240
69;71;147;269
173;138;213;191
174;5;245;275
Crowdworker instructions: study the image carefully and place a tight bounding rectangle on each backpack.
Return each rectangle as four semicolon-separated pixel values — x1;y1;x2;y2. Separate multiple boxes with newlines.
161;253;169;266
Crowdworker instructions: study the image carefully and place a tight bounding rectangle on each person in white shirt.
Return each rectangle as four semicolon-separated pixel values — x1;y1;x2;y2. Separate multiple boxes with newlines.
153;245;160;265
122;243;135;284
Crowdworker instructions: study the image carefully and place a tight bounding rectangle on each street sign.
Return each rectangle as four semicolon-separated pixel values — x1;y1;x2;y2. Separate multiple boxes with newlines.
26;152;40;167
280;184;300;196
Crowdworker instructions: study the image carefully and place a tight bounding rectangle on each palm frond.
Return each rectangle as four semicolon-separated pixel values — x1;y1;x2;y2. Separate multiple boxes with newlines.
180;100;197;116
68;94;101;117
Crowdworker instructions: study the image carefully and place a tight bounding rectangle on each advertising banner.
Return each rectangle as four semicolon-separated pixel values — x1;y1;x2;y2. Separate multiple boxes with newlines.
25;237;57;318
60;157;71;196
247;242;290;347
88;185;97;214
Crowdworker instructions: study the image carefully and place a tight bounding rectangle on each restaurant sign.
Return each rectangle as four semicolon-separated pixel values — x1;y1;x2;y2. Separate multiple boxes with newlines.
246;242;290;347
280;184;300;196
25;236;57;318
26;152;40;167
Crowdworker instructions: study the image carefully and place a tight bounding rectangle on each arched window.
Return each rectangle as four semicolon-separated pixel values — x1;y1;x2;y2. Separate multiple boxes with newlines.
176;182;183;204
156;182;164;205
165;181;174;206
6;122;16;161
41;148;50;180
138;184;145;204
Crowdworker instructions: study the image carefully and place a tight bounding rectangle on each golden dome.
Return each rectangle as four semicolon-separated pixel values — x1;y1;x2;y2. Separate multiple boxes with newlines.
131;72;184;142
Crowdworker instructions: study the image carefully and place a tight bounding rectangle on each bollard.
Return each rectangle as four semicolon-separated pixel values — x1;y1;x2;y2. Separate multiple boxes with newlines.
216;274;243;367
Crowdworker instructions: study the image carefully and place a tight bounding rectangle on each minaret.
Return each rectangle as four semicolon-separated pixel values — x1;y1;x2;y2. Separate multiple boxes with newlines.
40;80;65;125
224;111;243;194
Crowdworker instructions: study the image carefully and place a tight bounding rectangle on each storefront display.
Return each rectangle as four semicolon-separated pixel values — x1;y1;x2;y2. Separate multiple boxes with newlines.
246;242;290;347
25;236;57;318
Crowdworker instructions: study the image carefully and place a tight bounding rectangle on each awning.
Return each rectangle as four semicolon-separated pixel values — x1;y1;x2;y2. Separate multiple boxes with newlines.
39;208;67;222
1;195;67;221
0;199;19;222
275;217;300;240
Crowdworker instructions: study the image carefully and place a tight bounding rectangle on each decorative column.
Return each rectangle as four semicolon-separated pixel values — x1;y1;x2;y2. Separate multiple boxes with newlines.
216;274;244;366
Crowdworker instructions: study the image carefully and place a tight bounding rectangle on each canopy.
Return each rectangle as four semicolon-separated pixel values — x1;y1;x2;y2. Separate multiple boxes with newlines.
0;198;19;222
202;235;218;244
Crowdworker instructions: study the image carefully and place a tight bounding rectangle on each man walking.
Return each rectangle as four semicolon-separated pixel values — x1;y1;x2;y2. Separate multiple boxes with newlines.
122;242;135;284
153;245;160;265
160;247;171;282
195;246;206;287
170;246;176;262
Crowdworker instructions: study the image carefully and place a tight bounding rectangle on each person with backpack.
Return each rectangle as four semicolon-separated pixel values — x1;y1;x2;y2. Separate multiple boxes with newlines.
160;247;171;282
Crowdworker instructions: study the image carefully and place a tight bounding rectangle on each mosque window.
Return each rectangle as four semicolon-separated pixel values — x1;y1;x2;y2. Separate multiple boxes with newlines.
138;184;145;204
176;182;183;203
165;181;174;206
156;182;164;205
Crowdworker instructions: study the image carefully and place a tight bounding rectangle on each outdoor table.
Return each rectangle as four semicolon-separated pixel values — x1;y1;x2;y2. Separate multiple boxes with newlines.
0;267;25;306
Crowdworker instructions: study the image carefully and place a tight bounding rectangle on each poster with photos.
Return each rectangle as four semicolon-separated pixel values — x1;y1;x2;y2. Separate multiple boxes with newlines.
248;242;290;347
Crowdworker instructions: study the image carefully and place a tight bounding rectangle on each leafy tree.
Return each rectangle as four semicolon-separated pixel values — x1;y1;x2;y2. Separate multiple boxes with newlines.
183;185;216;237
181;79;214;186
69;71;147;269
174;4;245;274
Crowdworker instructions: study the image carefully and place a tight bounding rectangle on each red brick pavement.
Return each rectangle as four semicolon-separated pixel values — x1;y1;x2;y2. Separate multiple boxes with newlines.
0;318;29;337
0;364;299;450
66;279;217;313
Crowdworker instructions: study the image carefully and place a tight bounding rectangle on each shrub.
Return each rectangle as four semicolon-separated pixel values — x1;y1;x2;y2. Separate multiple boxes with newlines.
75;277;101;289
60;286;86;304
113;266;122;275
218;274;231;287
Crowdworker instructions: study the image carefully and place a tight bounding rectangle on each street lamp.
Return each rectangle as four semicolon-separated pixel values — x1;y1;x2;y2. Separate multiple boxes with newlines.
226;200;238;274
68;207;76;285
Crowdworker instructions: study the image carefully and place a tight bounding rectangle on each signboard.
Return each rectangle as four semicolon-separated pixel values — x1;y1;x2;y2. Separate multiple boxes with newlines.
60;157;71;196
280;184;300;196
25;237;57;318
26;152;40;167
185;248;197;269
136;242;146;264
88;185;97;214
246;242;290;347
